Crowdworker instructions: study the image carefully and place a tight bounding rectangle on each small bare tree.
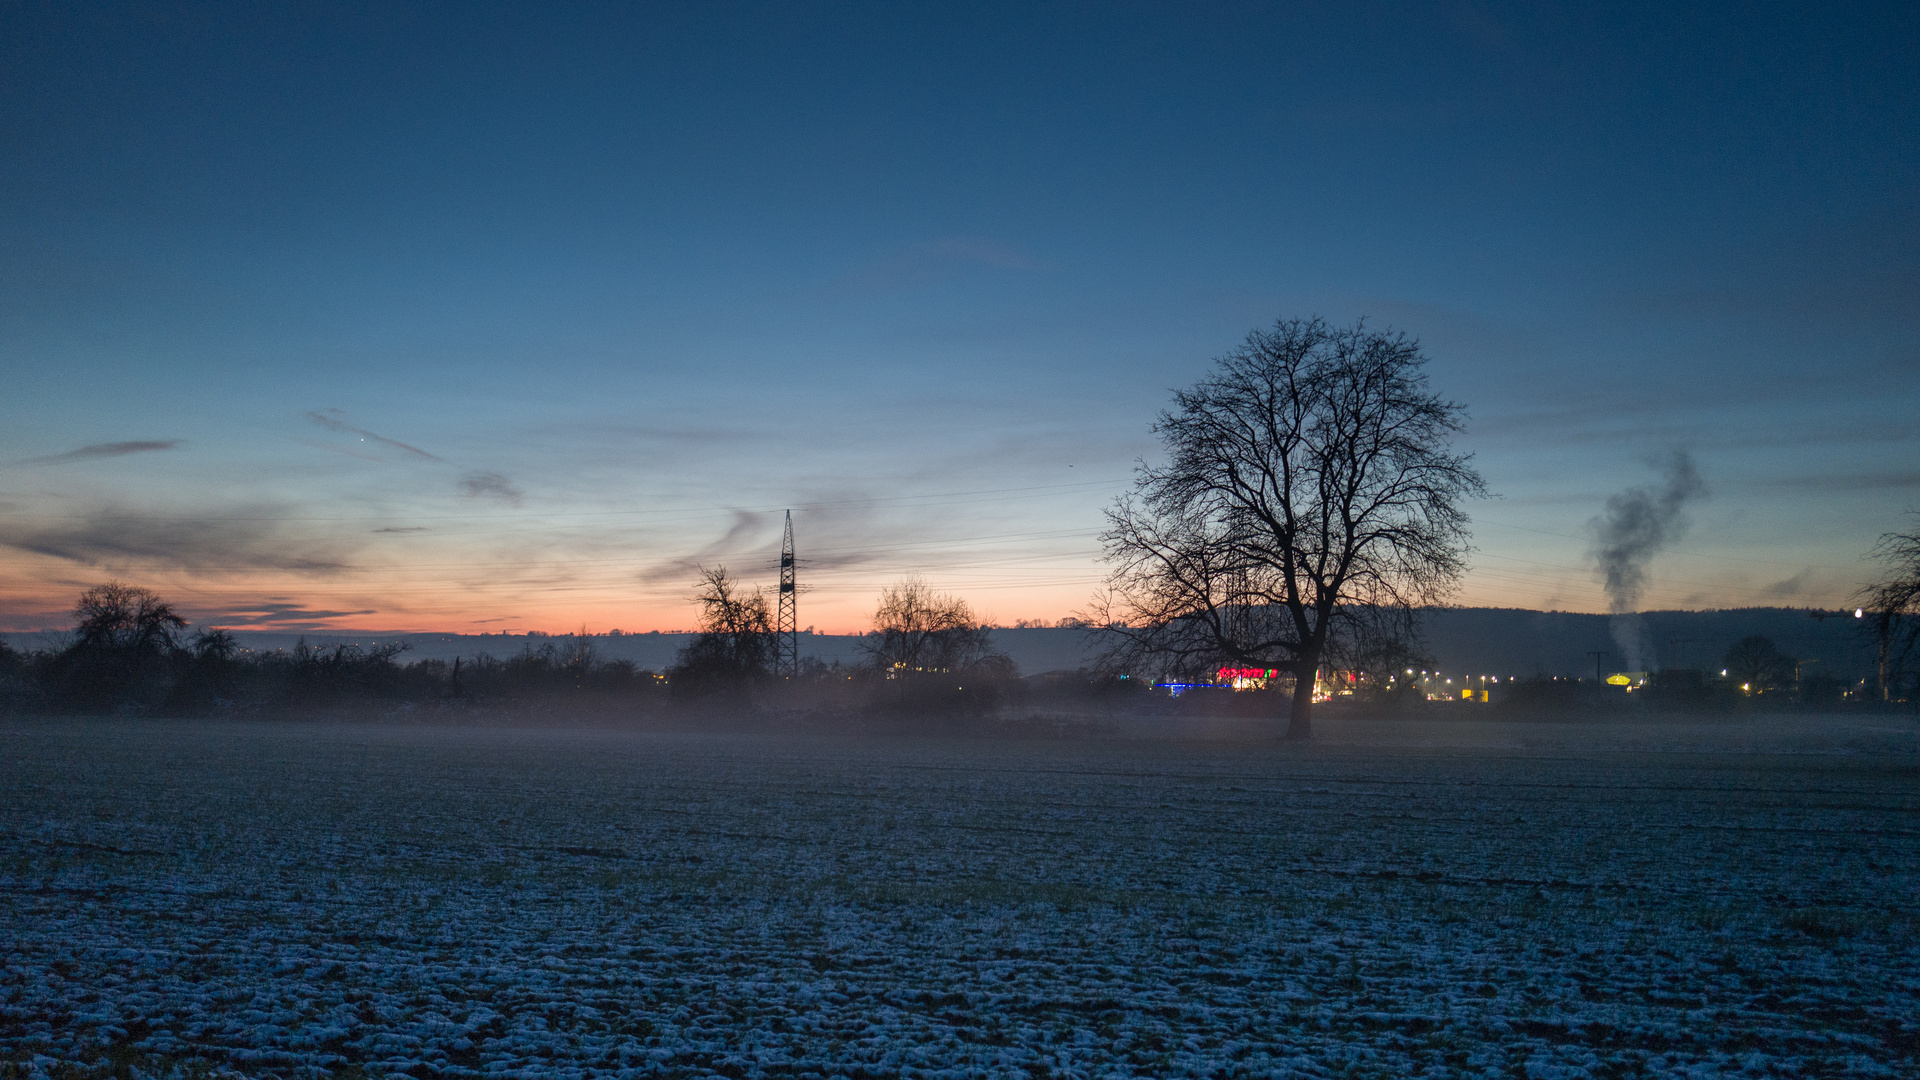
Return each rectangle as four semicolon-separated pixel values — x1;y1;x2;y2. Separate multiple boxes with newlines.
559;625;599;682
667;566;776;699
865;577;1000;674
57;581;190;712
864;577;1015;716
1723;635;1794;695
1857;515;1920;703
72;581;186;654
1094;317;1485;739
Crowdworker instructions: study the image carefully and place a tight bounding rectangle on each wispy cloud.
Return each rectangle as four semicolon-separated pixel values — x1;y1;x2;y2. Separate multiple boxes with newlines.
636;509;774;586
1764;568;1816;598
626;497;952;593
304;410;527;505
305;409;443;461
0;505;355;574
195;600;379;628
460;472;523;505
20;440;180;465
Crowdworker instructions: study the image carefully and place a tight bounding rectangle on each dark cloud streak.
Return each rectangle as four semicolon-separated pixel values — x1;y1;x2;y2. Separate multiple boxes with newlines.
304;412;528;506
635;509;772;586
195;600;379;628
0;506;356;574
305;410;443;461
21;441;180;465
460;472;523;505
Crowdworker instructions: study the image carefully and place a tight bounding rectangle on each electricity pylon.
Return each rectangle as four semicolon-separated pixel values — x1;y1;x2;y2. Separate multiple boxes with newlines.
776;510;798;678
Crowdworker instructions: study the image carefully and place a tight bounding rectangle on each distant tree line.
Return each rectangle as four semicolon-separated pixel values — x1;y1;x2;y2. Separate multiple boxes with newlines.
8;511;1913;721
0;575;1044;722
0;582;660;718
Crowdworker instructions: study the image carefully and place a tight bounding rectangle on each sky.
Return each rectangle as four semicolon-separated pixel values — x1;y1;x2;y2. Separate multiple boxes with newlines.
1;1;1916;635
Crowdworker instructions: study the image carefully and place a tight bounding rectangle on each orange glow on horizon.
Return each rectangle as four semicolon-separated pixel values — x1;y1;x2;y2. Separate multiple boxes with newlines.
0;538;1850;635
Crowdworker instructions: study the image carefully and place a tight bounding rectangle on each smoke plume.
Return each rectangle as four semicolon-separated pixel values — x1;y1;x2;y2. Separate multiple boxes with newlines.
1591;450;1706;671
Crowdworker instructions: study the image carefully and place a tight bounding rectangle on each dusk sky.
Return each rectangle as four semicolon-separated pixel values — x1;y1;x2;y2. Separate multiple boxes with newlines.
2;2;1915;634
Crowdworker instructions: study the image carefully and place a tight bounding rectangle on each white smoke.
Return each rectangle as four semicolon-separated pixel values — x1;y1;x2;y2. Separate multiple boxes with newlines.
1591;451;1707;672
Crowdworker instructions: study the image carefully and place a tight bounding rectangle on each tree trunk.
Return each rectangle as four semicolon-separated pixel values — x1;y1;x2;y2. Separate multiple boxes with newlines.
1286;660;1316;740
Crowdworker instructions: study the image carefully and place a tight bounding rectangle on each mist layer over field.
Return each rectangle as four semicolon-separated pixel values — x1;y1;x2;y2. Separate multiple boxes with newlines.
3;716;1916;1077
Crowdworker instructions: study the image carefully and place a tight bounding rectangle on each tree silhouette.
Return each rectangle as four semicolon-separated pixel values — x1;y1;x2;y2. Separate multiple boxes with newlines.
865;577;1001;674
72;581;186;653
1858;516;1920;703
54;582;189;712
1094;317;1485;739
668;566;776;699
864;577;1015;715
1723;635;1793;695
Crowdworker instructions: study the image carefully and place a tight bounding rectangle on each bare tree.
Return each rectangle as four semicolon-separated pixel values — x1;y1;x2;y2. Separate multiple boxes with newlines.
559;625;599;682
668;566;776;698
1093;317;1485;739
1723;635;1794;695
56;581;190;712
863;577;1016;716
72;581;186;654
1857;515;1920;703
865;577;1002;674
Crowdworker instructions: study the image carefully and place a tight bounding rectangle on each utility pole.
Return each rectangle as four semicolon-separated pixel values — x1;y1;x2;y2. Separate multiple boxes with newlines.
1587;651;1609;683
776;510;798;678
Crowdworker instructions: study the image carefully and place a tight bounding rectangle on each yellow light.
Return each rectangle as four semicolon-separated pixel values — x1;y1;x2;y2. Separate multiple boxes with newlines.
1606;674;1631;686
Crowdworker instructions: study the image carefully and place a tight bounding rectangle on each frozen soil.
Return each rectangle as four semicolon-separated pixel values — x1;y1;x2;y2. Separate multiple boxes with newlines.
1;716;1916;1078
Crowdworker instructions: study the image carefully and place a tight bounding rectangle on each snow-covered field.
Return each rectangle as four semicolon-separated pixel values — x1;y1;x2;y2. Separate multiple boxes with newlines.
2;715;1916;1078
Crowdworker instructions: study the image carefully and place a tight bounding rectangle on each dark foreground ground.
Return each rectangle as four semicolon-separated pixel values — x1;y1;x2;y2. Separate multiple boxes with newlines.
1;714;1916;1078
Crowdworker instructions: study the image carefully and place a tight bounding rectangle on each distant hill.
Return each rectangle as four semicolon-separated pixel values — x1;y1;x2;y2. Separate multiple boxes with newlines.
2;607;1878;683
